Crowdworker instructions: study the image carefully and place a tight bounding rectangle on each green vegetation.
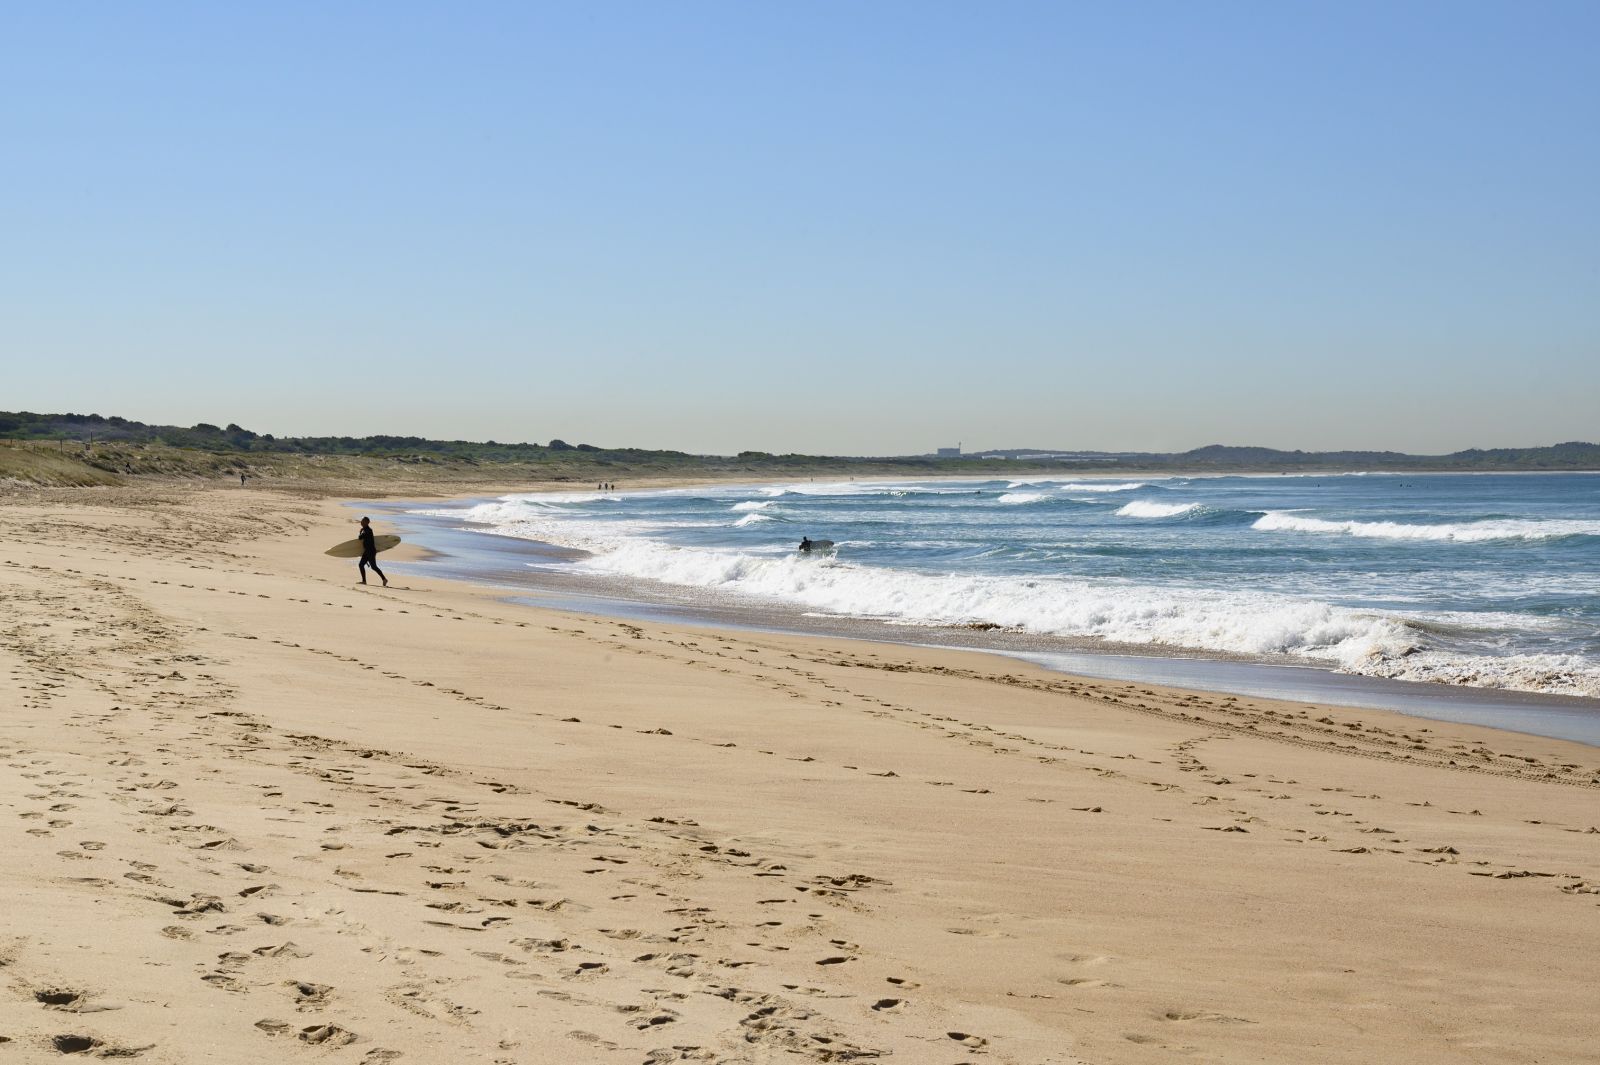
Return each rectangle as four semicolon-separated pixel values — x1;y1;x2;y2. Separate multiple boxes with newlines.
0;447;122;487
1;410;1597;489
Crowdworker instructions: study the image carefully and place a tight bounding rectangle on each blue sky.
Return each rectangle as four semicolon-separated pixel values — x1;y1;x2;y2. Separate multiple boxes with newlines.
4;2;1596;454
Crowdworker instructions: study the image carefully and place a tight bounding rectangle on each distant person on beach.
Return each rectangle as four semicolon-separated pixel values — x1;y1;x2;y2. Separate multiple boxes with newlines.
240;473;247;486
357;516;388;587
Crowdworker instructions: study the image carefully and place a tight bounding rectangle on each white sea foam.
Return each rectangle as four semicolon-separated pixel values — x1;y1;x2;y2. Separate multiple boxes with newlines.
423;498;571;523
568;536;1409;660
1116;501;1201;518
1350;649;1600;696
759;481;928;498
423;492;624;521
417;487;1600;699
997;491;1047;504
482;505;1396;662
1254;512;1600;542
1056;481;1149;493
562;540;1600;696
730;500;772;512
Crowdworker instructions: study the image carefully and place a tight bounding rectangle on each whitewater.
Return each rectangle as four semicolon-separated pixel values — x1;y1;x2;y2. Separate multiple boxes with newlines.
419;473;1600;698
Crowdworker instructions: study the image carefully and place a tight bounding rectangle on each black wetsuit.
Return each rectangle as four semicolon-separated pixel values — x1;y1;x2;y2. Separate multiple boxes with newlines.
358;526;386;585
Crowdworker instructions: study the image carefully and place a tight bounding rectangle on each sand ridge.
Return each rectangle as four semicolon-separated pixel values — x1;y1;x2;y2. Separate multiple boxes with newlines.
1;484;1597;1063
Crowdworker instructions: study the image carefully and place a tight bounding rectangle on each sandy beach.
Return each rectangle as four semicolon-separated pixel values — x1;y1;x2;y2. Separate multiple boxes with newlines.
2;482;1597;1065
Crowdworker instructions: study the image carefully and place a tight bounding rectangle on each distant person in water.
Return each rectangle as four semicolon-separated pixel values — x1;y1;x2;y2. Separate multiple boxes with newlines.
799;536;812;552
357;516;388;587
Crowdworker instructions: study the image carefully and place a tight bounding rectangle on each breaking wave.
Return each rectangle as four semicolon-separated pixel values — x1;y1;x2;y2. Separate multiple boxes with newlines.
1254;512;1600;542
1116;500;1202;519
1055;481;1149;493
546;538;1595;697
418;477;1600;700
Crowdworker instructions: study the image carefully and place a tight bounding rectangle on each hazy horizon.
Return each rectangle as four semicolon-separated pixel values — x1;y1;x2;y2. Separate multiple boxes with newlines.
5;3;1596;455
10;406;1598;459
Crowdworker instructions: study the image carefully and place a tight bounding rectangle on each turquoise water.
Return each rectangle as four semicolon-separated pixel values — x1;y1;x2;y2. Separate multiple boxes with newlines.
422;472;1600;698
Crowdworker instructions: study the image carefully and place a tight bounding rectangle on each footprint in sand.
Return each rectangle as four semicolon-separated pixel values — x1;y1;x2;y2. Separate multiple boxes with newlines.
298;1024;358;1046
51;1034;151;1055
1161;1009;1255;1024
291;981;333;1007
1058;952;1111;966
201;970;245;992
34;989;85;1009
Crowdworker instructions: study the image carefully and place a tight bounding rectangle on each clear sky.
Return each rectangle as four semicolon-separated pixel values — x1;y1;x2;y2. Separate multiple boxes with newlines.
4;2;1596;455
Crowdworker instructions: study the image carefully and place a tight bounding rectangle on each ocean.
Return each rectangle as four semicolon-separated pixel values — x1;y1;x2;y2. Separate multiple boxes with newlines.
413;472;1600;705
387;473;1600;738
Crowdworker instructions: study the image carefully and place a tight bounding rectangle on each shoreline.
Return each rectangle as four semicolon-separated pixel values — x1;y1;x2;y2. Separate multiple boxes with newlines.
2;482;1596;1064
369;486;1600;749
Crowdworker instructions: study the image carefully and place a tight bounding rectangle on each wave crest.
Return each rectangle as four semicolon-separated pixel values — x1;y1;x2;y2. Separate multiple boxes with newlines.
1116;501;1201;518
1056;481;1149;493
1253;512;1600;542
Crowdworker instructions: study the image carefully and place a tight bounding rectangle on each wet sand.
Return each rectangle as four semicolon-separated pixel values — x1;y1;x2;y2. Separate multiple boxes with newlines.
1;483;1596;1064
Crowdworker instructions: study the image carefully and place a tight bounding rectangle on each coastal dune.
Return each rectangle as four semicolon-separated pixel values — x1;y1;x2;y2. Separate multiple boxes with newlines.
1;485;1596;1064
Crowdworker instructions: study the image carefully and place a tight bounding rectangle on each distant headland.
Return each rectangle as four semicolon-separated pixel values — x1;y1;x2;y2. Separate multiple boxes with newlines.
2;410;1597;487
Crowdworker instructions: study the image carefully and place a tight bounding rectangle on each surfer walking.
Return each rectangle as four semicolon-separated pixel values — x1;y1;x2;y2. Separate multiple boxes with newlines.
357;516;388;587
